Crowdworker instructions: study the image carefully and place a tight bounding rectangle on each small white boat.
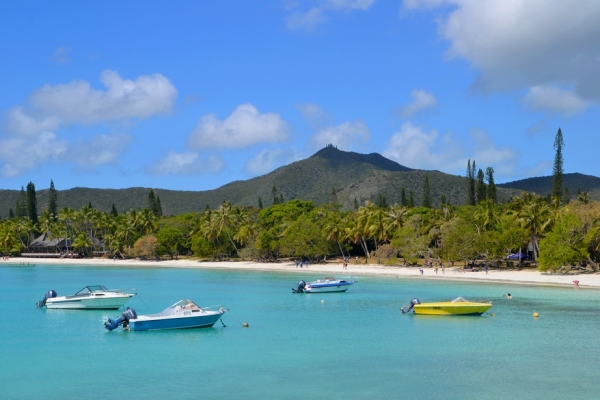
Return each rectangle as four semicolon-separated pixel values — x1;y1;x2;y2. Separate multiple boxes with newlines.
292;277;357;293
104;300;226;331
36;285;135;310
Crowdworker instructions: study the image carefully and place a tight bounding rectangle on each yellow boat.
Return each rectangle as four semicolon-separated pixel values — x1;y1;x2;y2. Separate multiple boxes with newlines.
402;297;492;316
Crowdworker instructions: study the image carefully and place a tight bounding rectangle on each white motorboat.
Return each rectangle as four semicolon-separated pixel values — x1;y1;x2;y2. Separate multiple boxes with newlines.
292;277;357;293
36;285;135;310
104;299;226;331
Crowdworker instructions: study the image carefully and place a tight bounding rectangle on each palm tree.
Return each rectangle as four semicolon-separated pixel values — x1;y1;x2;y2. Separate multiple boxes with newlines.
384;204;408;238
211;201;241;257
73;232;93;257
322;210;348;257
509;193;552;260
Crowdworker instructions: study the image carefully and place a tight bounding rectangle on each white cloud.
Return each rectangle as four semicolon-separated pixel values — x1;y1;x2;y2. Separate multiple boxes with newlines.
398;89;438;117
383;122;519;178
286;0;374;31
523;85;588;116
0;70;175;176
308;120;370;150
51;46;71;64
28;70;177;124
64;133;132;167
297;102;334;130
150;151;225;176
187;103;289;149
4;106;60;136
405;0;600;102
0;132;68;177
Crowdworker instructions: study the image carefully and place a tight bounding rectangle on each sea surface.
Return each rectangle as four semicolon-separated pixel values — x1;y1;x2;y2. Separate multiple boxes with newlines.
1;263;599;399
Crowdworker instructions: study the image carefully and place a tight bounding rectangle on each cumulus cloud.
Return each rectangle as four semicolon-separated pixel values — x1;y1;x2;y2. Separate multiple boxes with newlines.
63;133;132;167
28;70;177;124
286;0;375;31
383;122;519;178
404;0;600;103
297;102;334;130
398;89;438;117
187;104;289;149
0;70;177;176
150;151;225;176
523;85;588;116
0;132;68;177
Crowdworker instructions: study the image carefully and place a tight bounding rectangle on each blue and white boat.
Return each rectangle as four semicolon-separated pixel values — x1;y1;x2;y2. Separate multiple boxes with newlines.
292;277;357;293
104;299;226;331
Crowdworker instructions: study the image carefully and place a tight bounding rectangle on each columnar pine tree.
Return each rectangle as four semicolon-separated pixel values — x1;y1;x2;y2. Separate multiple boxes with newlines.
564;187;571;204
8;208;14;219
258;196;263;209
353;198;359;210
279;193;284;204
422;174;432;208
552;128;564;201
155;195;163;216
16;186;27;218
48;179;58;219
476;169;486;203
400;187;408;207
110;203;119;217
148;190;156;211
485;167;497;203
466;160;476;205
408;190;415;208
26;181;38;223
272;186;278;205
440;194;447;206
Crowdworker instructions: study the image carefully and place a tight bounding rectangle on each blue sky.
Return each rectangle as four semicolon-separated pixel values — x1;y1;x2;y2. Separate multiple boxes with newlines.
1;1;599;192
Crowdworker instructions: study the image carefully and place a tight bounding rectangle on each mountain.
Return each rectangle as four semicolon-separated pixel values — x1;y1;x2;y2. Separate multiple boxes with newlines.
498;173;600;200
1;147;595;216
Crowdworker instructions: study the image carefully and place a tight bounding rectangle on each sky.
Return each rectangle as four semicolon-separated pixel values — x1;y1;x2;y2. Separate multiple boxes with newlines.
1;0;599;192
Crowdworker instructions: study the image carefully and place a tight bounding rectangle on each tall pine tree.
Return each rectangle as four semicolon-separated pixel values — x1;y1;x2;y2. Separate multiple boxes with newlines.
466;160;476;205
476;169;486;204
26;181;38;223
485;167;497;203
48;179;58;219
400;187;408;207
408;190;415;208
552;128;564;201
16;186;27;218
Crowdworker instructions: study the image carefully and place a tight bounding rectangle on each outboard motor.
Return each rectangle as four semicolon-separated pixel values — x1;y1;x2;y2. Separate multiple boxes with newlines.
36;290;57;308
292;280;307;293
401;298;421;314
104;308;137;331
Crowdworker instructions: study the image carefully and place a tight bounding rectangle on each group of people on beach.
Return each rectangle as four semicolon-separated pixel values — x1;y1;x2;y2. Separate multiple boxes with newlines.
342;256;351;270
295;259;309;268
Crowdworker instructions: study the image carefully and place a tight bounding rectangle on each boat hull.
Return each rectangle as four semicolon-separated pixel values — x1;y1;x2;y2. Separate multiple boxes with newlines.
305;283;354;293
46;295;133;310
131;312;224;331
413;302;492;315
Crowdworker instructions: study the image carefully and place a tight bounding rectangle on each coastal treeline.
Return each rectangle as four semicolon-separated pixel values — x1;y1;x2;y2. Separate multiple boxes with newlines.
1;185;599;272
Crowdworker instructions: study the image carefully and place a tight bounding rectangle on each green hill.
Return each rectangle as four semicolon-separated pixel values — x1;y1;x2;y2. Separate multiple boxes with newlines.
1;147;597;217
498;173;600;200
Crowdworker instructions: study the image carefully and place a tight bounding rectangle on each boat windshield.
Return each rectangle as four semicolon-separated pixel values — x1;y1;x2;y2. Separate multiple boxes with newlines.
75;285;109;295
165;299;202;312
451;297;469;303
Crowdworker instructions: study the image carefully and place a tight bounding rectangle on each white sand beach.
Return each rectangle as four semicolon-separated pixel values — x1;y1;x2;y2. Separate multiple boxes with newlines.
6;257;600;289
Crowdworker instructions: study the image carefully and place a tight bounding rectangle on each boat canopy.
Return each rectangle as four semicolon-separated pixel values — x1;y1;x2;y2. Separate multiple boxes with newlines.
451;297;469;303
75;285;109;295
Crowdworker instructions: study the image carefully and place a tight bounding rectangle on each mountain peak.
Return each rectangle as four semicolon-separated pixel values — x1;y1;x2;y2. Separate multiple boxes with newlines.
311;145;412;172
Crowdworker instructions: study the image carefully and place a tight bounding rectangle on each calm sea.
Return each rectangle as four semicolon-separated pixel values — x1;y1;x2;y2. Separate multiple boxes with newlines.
1;264;599;399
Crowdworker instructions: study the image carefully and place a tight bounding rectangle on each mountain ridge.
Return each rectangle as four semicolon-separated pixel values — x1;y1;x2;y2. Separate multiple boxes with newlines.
0;147;598;216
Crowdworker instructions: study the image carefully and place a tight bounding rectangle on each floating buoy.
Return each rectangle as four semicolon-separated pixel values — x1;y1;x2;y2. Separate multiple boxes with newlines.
533;313;539;318
321;299;325;303
492;313;496;316
243;322;249;327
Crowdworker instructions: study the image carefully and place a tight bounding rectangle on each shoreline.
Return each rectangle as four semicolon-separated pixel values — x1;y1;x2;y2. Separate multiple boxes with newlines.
5;257;600;289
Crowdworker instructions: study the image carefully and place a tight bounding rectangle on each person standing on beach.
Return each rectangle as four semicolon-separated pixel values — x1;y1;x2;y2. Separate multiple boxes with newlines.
485;265;489;275
355;256;358;264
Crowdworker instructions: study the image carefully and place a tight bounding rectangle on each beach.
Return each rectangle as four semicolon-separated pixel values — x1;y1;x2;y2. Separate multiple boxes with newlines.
8;257;600;288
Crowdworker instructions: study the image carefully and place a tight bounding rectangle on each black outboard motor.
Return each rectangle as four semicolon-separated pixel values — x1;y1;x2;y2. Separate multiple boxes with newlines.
401;298;421;314
36;290;57;308
104;307;137;331
292;280;307;293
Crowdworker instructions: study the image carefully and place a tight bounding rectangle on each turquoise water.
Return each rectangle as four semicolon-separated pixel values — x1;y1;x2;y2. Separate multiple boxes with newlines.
2;264;599;399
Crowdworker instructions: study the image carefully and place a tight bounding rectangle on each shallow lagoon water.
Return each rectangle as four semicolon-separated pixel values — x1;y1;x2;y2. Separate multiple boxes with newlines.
2;264;599;399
